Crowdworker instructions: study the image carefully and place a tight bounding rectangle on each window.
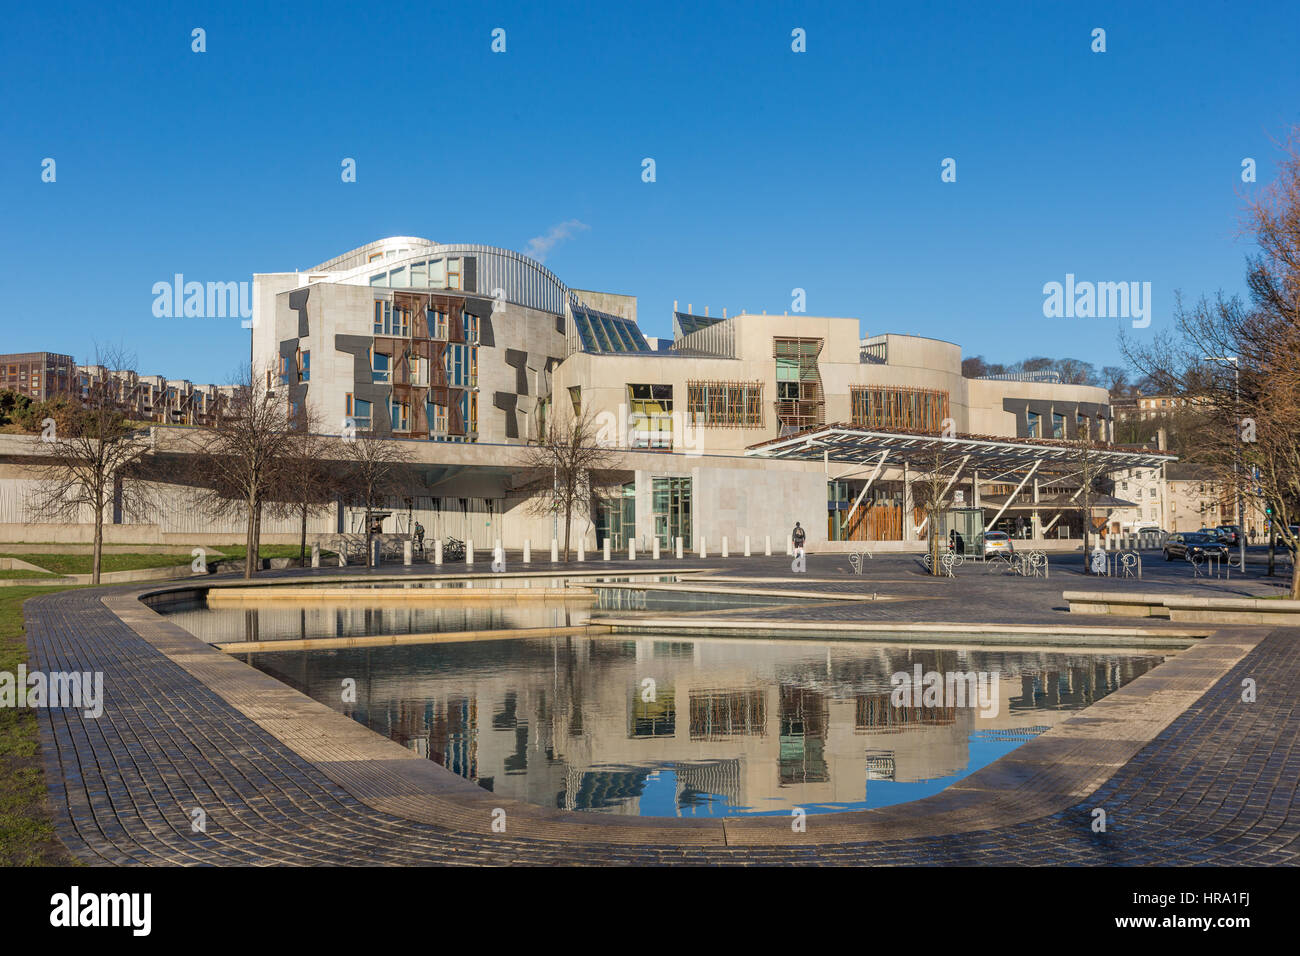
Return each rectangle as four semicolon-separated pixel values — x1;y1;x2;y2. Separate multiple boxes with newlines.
628;384;674;449
447;258;461;290
851;386;948;431
1052;413;1065;439
427;401;447;436
390;400;409;431
772;338;823;434
299;350;310;382
652;477;693;550
392;306;409;337
368;251;384;263
569;386;581;415
1149;488;1157;497
346;394;372;430
374;300;390;334
431;309;448;339
1026;411;1041;438
686;381;765;427
445;344;469;386
462;312;479;344
371;350;391;383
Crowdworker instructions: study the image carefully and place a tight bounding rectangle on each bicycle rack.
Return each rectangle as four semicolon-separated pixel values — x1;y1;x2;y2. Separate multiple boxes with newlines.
848;551;873;574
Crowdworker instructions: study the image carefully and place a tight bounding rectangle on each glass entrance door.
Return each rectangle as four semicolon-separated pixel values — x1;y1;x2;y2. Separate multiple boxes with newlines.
652;477;692;549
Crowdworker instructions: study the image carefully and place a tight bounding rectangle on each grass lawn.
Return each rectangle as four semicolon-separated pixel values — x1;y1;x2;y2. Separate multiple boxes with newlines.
0;569;61;580
0;552;192;576
215;544;336;562
0;586;81;865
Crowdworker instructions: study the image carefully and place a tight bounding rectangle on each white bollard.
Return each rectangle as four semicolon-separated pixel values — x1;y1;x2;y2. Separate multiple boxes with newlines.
721;536;729;558
744;536;751;557
700;536;708;559
466;539;474;565
628;540;636;560
403;539;413;566
577;538;585;561
765;535;772;556
675;537;683;559
523;539;531;563
434;537;443;566
787;536;794;556
603;539;611;561
551;538;559;562
338;551;347;568
652;538;660;560
311;542;320;568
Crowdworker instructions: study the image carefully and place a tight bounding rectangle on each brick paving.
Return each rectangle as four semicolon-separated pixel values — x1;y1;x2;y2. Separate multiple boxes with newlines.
20;557;1300;865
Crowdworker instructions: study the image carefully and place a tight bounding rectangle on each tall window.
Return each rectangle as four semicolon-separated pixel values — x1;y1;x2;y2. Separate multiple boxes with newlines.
299;350;310;382
390;400;409;431
1027;411;1041;438
373;300;390;334
427;400;447;436
652;477;693;550
431;309;449;339
371;350;391;383
773;338;823;434
1052;412;1065;439
569;386;582;415
447;258;461;290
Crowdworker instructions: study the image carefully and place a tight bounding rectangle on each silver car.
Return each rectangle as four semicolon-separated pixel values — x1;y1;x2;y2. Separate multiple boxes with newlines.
983;531;1014;558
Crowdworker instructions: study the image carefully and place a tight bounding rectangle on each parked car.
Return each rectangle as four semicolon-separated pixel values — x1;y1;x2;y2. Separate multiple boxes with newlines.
1197;526;1230;543
1216;524;1243;545
982;531;1014;559
1136;526;1164;535
1164;532;1230;562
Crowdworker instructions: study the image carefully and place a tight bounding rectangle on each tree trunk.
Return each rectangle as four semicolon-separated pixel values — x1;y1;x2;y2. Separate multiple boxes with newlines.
1291;561;1300;600
253;504;263;577
244;497;256;580
299;502;308;565
92;507;104;586
563;498;573;562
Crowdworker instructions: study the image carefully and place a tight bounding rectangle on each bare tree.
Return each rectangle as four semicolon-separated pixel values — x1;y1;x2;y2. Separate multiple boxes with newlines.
184;363;295;579
25;346;155;585
337;433;416;566
513;405;625;561
265;404;338;566
911;443;970;576
1123;126;1300;595
1069;437;1111;573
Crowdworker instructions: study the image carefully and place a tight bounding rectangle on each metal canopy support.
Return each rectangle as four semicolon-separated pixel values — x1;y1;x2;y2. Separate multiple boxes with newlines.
1041;482;1087;534
844;450;890;522
987;459;1040;530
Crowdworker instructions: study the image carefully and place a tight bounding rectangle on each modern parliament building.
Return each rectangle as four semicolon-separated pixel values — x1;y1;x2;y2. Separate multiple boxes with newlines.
245;235;1173;552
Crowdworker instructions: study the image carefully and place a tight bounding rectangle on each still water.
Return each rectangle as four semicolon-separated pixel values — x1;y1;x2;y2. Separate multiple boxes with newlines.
233;635;1163;817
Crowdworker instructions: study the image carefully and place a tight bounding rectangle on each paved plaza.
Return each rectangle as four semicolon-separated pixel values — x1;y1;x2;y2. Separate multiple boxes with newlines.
22;553;1300;865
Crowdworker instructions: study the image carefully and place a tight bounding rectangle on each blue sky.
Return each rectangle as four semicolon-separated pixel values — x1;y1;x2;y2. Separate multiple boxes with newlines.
2;0;1297;384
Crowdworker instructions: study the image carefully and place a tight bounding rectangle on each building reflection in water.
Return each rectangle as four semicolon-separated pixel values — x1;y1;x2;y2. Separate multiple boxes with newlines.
244;637;1165;817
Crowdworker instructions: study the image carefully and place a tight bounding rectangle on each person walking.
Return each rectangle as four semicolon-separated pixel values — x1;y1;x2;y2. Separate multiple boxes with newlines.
414;520;425;555
791;521;806;555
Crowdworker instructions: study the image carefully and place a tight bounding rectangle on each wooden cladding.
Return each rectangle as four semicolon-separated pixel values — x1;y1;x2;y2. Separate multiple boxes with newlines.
850;385;950;432
686;380;765;428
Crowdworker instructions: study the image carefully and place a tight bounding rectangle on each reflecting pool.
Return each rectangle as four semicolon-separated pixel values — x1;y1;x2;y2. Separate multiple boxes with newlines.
230;635;1164;816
